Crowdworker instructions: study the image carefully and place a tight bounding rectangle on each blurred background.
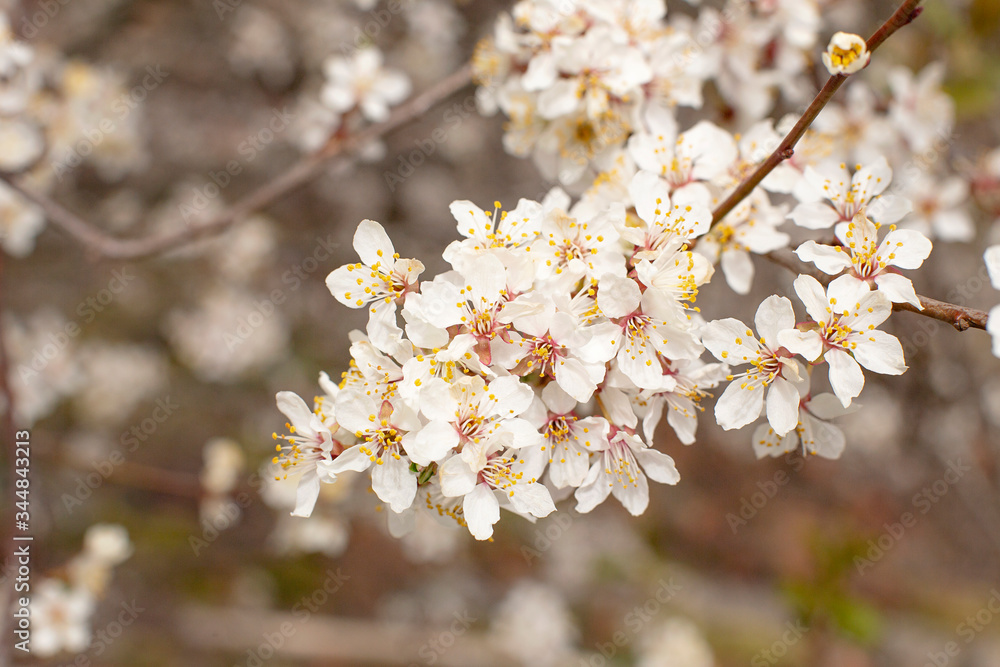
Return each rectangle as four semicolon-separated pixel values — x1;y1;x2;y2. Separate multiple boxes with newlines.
4;0;1000;664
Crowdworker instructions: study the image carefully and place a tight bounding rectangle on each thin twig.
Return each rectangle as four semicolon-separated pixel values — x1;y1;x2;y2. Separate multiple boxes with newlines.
0;65;474;261
765;249;989;331
711;0;925;228
892;294;987;331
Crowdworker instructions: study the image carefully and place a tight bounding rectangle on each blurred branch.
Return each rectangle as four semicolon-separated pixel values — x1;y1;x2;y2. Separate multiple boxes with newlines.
0;64;474;261
178;605;583;665
711;0;925;228
104;461;203;499
765;249;989;331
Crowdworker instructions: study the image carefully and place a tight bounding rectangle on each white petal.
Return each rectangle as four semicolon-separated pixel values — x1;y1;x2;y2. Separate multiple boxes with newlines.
618;337;664;390
873;272;921;308
702;318;761;363
484;375;534;418
449;200;492;240
827;274;871;312
720;249;755;295
988;305;1000;358
372;70;411;105
334;391;378;434
353;219;395;269
752;422;796;459
985;246;1000;289
502;417;544;449
611;468;650;516
766;376;800;436
805;393;854;420
790;202;842;229
386;506;415;538
754;295;796;349
801;414;846;459
600;387;638;428
554;357;598;402
328;445;371;474
541;381;577;415
684;121;738;182
795;241;852;275
851;329;907;376
714;380;765;431
522;51;557;90
574;462;612;514
826;348;864;407
275;391;317;436
879;229;932;270
577;321;623;364
853;156;892;200
290;470;321;518
634;448;680;485
509;481;556;518
325;265;366;308
410;420;460;466
792;274;831;323
371;455;416;513
629;170;673;225
537;79;581;119
467;253;506;306
666;398;698;445
464;484;501;540
439;455;477;497
777;329;824;362
867;194;912;224
597;274;641;318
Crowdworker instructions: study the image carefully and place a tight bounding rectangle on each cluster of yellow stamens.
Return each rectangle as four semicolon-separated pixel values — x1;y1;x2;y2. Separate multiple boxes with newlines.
341;254;416;308
357;419;404;466
603;438;640;490
480;453;530;498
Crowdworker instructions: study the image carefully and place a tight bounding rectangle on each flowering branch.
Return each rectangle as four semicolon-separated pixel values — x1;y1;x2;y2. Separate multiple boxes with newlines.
765;250;988;331
0;65;473;261
710;0;924;228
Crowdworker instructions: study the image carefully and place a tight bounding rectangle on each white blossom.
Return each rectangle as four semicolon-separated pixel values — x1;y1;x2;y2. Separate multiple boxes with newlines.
29;581;95;657
780;275;906;407
703;295;804;435
575;428;679;516
790;156;911;230
273;390;343;518
821;32;869;76
751;373;855;459
320;49;411;123
795;209;932;308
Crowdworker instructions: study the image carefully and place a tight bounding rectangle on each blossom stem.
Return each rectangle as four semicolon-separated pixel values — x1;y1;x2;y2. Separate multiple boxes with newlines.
0;65;474;261
710;0;925;229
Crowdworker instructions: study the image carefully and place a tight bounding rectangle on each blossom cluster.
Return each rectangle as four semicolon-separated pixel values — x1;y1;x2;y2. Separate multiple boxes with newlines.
472;0;823;185
267;0;997;543
471;0;971;251
275;146;933;540
27;524;132;657
0;14;148;257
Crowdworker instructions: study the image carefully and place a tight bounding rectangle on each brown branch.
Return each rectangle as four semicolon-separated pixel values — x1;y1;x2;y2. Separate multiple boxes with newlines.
711;0;924;227
0;64;474;261
765;250;988;332
892;294;987;331
105;461;203;499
